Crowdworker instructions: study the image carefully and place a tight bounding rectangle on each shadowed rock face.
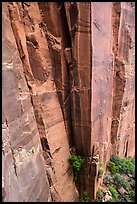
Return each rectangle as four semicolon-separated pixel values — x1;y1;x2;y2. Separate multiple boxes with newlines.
2;2;135;202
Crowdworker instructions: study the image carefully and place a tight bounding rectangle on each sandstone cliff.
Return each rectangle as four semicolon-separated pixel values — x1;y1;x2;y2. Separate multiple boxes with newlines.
2;2;135;202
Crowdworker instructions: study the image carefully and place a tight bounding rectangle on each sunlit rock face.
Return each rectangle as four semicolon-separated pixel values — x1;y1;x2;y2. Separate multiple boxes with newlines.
2;2;135;202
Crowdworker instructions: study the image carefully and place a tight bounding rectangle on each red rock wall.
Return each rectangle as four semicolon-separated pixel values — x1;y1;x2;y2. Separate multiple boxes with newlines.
2;2;135;202
111;2;135;157
2;3;51;201
2;2;78;202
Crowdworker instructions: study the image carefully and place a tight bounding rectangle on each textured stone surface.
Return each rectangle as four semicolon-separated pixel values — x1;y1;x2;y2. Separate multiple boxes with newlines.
63;2;135;200
2;2;78;202
2;2;135;202
111;2;135;157
2;3;51;202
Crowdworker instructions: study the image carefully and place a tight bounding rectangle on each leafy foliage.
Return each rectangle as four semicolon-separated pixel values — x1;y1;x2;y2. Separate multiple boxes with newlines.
99;162;103;167
112;173;126;189
127;156;135;165
69;155;84;171
69;154;84;181
119;194;130;202
96;188;104;199
109;185;118;199
96;155;135;202
128;177;135;189
107;161;119;174
80;191;90;202
109;155;135;177
129;190;135;201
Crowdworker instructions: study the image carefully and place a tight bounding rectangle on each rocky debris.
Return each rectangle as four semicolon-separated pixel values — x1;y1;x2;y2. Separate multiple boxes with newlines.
117;187;128;195
102;190;112;202
103;174;113;185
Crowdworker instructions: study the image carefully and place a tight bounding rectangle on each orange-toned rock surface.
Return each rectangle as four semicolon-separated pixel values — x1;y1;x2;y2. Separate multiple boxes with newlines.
2;2;78;202
2;2;135;202
111;2;135;157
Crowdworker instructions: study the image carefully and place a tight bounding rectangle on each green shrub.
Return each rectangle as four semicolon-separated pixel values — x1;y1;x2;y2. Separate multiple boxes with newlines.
121;158;135;176
127;156;135;165
96;188;104;199
129;190;135;201
119;194;130;202
110;155;135;177
113;173;131;191
110;155;122;166
99;162;103;167
69;155;84;171
112;173;125;188
107;161;119;174
109;186;118;199
104;155;135;202
128;178;135;189
80;191;90;202
69;155;84;181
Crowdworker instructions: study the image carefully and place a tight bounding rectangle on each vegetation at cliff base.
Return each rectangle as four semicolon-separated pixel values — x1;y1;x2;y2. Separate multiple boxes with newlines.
80;191;90;202
95;155;135;202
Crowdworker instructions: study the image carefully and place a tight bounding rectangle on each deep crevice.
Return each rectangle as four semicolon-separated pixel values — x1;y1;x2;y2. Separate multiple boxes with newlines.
39;2;74;150
58;2;72;48
111;3;129;155
57;2;75;148
111;2;121;149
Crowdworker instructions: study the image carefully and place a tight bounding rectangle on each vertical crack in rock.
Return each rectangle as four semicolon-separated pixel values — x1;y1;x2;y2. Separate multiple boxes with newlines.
38;2;75;148
28;89;53;161
111;2;121;151
8;1;54;184
63;2;93;200
58;2;74;148
124;140;129;157
7;2;79;202
67;2;92;156
43;2;75;147
111;2;126;154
